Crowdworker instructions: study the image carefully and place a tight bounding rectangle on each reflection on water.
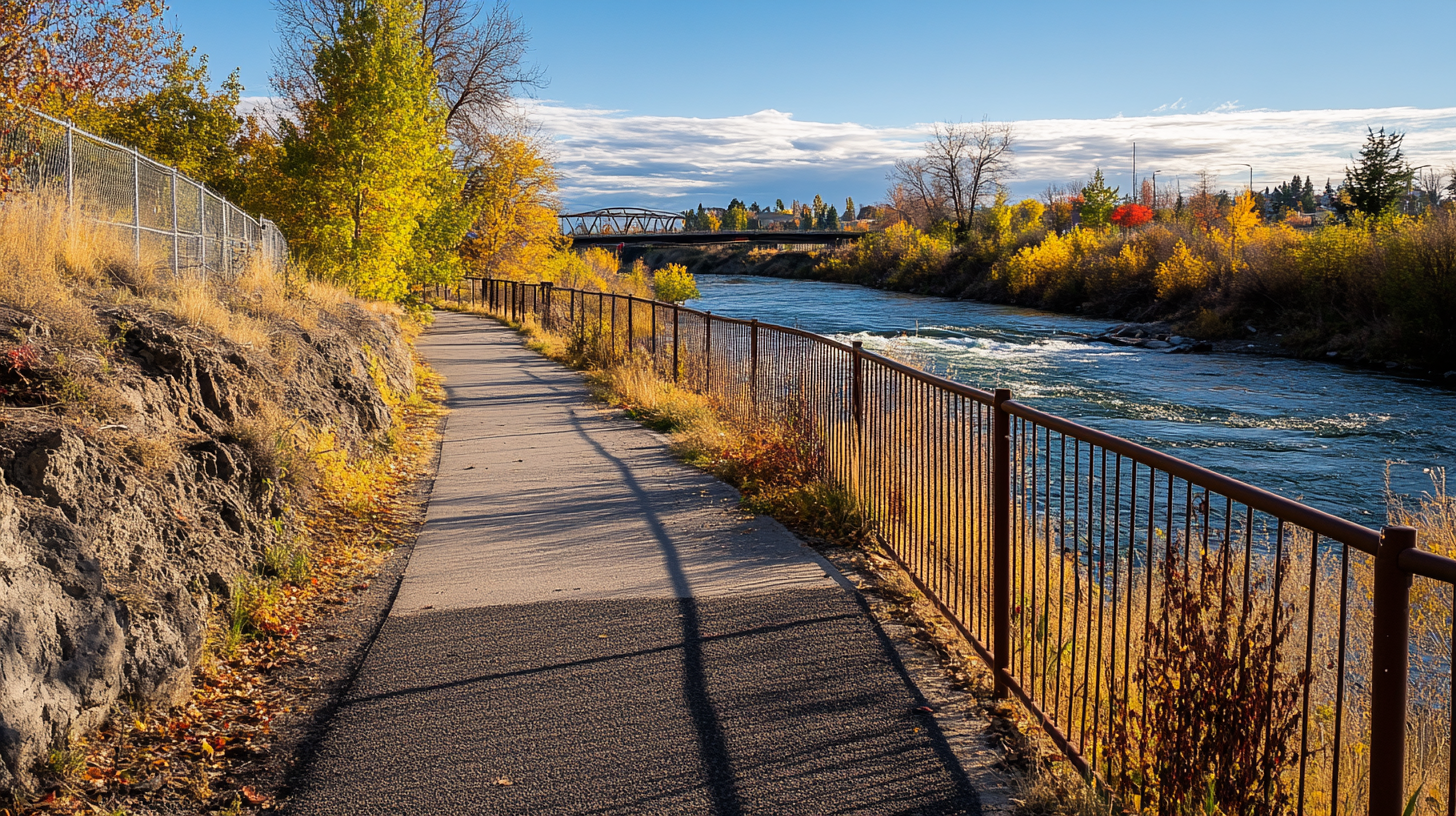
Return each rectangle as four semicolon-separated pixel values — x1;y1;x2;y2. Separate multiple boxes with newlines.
688;275;1453;523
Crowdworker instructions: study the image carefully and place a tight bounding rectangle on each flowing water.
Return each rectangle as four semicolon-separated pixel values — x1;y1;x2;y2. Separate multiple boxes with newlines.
688;275;1454;525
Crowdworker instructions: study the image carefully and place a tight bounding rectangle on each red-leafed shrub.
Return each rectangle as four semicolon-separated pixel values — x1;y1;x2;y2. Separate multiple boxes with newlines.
1111;203;1154;228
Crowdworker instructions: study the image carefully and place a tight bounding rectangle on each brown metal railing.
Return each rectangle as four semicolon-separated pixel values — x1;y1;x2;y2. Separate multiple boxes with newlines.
436;277;1456;815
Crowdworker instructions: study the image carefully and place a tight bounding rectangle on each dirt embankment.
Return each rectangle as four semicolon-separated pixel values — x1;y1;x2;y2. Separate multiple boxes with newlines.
0;293;413;793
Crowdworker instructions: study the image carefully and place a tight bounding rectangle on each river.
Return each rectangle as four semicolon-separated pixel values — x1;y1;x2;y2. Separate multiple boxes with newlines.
687;275;1454;525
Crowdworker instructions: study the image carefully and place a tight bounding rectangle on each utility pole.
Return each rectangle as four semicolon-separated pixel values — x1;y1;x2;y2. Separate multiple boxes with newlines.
1131;142;1136;203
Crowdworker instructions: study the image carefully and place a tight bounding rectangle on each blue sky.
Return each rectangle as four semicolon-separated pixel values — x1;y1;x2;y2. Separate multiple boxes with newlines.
172;0;1456;210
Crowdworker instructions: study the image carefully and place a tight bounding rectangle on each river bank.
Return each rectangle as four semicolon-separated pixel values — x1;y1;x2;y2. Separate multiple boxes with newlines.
628;243;1456;385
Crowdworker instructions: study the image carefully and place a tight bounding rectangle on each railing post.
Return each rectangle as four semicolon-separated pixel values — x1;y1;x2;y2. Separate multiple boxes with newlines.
1369;525;1417;816
672;304;680;384
851;340;864;498
610;295;618;360
704;311;713;394
651;300;658;358
569;288;576;326
627;295;635;357
541;281;552;328
992;387;1012;699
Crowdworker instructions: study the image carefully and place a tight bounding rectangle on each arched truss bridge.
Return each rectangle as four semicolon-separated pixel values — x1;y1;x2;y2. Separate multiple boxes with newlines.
559;207;684;236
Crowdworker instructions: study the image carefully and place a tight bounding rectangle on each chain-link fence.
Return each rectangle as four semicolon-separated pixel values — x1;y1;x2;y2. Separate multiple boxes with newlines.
1;108;288;278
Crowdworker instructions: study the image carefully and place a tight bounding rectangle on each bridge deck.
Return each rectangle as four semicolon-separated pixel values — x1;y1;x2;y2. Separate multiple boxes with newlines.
284;311;987;815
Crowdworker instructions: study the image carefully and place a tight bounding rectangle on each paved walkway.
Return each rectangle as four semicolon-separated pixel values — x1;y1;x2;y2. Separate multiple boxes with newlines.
286;311;983;815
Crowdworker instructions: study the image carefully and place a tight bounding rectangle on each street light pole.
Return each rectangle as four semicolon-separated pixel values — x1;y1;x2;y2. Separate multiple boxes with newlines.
1408;164;1431;214
1236;163;1253;194
1149;170;1164;209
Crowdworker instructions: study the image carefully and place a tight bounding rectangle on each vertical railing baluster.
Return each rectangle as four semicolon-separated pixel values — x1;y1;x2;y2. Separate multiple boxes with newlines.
672;305;680;383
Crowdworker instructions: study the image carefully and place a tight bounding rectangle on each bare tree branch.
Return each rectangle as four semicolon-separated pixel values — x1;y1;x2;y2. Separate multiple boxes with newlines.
919;119;1015;230
272;0;544;152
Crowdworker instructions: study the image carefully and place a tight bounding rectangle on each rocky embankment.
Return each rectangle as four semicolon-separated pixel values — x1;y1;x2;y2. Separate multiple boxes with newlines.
0;296;413;792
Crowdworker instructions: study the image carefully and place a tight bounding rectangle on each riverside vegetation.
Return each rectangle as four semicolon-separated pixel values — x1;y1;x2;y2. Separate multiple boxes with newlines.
641;202;1456;376
433;265;1456;815
0;193;444;813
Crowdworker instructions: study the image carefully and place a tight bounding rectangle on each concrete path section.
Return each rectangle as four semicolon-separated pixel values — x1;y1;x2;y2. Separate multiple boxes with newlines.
286;311;983;815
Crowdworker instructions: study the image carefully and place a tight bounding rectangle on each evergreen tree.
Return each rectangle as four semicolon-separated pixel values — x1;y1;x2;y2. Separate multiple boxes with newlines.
1301;177;1316;212
799;204;813;230
775;198;785;212
750;201;760;212
812;194;826;225
280;0;458;300
1079;168;1120;229
681;208;697;230
1340;127;1414;218
825;205;840;231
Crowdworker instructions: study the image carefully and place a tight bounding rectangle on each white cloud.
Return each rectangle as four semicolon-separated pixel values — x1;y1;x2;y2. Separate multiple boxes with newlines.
531;102;1456;210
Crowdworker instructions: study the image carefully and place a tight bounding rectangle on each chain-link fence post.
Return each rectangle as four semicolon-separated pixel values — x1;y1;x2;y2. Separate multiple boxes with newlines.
64;120;74;211
199;187;207;278
131;149;141;263
170;168;179;276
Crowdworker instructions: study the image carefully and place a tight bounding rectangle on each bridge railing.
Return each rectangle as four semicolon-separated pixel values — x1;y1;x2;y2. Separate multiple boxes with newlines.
434;276;1454;815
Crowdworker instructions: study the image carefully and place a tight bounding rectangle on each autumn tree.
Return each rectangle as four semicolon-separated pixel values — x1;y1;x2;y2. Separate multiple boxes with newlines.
275;0;540;162
278;0;460;300
1079;169;1120;230
1110;203;1153;229
2;1;179;191
722;201;749;231
844;195;855;222
458;130;559;279
1;0;177;116
85;51;248;196
1340;127;1414;219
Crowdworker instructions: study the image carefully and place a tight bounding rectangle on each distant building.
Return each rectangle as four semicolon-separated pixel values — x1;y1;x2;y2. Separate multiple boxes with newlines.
752;211;798;230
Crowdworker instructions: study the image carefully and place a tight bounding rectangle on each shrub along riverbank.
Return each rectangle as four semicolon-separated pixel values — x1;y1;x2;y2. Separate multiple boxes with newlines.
632;207;1456;377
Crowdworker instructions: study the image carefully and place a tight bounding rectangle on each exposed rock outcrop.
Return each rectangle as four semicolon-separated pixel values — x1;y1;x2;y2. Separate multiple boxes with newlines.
0;299;413;791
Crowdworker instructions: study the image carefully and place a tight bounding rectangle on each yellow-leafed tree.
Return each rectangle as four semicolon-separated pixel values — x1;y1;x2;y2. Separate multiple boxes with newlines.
459;131;562;279
277;0;461;301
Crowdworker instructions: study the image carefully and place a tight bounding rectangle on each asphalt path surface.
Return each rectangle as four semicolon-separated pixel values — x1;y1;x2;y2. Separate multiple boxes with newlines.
285;311;983;815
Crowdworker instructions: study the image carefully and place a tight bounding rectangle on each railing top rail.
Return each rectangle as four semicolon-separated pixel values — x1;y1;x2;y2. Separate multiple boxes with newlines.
1003;398;1384;555
1400;547;1456;583
858;347;996;403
